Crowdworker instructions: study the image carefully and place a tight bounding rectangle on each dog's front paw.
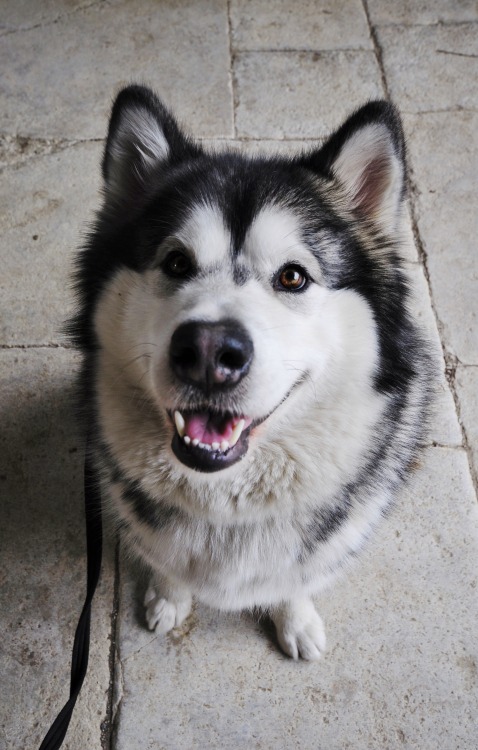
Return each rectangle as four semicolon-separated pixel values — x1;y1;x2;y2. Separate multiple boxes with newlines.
272;598;326;661
144;582;192;635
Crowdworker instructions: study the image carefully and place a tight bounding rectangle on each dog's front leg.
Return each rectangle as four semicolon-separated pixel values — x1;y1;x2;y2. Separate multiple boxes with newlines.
271;597;326;661
144;573;193;634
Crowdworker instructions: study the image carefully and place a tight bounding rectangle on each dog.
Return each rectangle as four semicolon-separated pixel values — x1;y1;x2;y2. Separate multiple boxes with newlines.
70;84;433;660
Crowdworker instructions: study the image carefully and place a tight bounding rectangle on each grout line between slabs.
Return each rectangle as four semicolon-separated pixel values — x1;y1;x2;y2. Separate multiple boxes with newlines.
408;189;478;498
233;46;374;54
0;0;107;37
361;0;390;99
362;19;478;30
102;540;120;750
0;343;75;350
362;0;477;498
226;0;238;139
0;136;103;172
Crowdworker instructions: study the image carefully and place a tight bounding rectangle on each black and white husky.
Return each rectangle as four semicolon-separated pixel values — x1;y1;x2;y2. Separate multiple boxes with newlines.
71;85;432;660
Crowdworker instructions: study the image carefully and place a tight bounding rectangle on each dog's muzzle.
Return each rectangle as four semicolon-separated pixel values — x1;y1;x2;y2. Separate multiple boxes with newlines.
169;319;254;472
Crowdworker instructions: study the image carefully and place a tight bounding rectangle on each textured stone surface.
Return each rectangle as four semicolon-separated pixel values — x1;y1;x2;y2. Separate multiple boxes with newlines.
0;0;90;34
455;366;478;484
2;1;477;748
367;0;478;25
0;349;115;750
0;141;102;345
112;448;478;750
405;263;462;448
230;0;371;50
404;111;478;364
0;0;233;139
378;24;478;112
234;51;383;138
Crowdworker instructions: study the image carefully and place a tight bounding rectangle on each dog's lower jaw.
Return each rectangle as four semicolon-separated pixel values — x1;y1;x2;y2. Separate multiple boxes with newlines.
144;573;326;661
171;427;250;473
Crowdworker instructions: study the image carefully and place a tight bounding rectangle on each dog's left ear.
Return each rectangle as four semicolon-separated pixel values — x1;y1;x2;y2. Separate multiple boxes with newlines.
102;84;201;217
300;101;406;233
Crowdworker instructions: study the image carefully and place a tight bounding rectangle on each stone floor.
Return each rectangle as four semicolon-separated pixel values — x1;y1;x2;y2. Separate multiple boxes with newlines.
1;1;477;748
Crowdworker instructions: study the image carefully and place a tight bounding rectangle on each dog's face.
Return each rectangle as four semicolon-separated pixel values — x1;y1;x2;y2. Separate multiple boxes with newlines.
89;87;406;476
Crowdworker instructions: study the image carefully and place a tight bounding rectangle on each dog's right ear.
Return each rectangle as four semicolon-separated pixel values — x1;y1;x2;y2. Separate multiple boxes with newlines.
102;85;200;216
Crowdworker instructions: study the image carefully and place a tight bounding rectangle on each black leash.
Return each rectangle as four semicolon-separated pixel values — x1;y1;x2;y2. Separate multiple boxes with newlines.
39;445;102;750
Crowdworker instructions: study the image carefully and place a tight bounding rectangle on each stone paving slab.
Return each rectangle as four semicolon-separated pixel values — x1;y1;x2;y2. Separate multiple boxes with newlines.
1;1;477;749
234;50;383;138
230;0;371;51
377;23;478;113
0;0;92;35
0;142;102;346
0;349;115;749
111;447;478;750
455;366;478;484
404;262;461;448
0;0;233;140
404;111;478;365
366;0;478;25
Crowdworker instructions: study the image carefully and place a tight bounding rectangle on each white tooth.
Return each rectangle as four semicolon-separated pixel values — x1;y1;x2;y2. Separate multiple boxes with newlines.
220;440;229;452
192;439;199;447
211;442;220;451
174;410;185;438
199;442;210;451
229;419;245;447
183;435;191;445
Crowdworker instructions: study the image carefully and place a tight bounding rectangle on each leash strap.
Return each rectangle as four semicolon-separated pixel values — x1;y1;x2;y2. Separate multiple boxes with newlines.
39;446;102;750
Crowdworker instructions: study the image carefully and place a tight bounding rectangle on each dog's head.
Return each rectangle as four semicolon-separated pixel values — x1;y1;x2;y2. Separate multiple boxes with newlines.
85;85;407;475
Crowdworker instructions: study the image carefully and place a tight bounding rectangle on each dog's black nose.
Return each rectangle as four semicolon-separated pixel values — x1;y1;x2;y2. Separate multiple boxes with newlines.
170;319;253;391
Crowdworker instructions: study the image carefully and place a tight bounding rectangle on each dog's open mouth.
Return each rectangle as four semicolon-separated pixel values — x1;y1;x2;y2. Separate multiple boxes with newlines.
169;375;307;472
171;410;254;472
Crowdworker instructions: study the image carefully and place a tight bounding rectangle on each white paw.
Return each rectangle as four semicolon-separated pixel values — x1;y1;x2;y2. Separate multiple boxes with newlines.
272;598;326;661
144;584;192;635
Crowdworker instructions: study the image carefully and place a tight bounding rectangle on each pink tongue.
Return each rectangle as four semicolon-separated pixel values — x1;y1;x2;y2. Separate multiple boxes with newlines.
183;413;253;445
185;413;235;444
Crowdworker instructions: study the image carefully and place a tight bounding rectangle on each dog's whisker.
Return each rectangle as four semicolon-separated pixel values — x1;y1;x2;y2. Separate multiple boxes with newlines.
124;342;158;352
119;353;152;374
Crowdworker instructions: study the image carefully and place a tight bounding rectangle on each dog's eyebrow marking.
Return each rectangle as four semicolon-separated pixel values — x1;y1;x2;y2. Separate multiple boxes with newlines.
232;263;251;286
177;203;231;267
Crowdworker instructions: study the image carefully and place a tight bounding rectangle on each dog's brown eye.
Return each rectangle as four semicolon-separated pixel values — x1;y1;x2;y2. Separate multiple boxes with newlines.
162;250;194;279
275;265;308;292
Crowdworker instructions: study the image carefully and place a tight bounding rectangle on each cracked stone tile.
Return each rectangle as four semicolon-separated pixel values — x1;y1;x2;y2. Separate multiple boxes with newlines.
230;0;372;51
366;0;478;25
0;349;115;750
0;141;102;346
111;447;478;749
0;134;73;170
404;262;462;447
0;0;232;139
377;23;478;112
234;50;383;138
404;111;478;364
0;0;93;35
455;365;478;484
